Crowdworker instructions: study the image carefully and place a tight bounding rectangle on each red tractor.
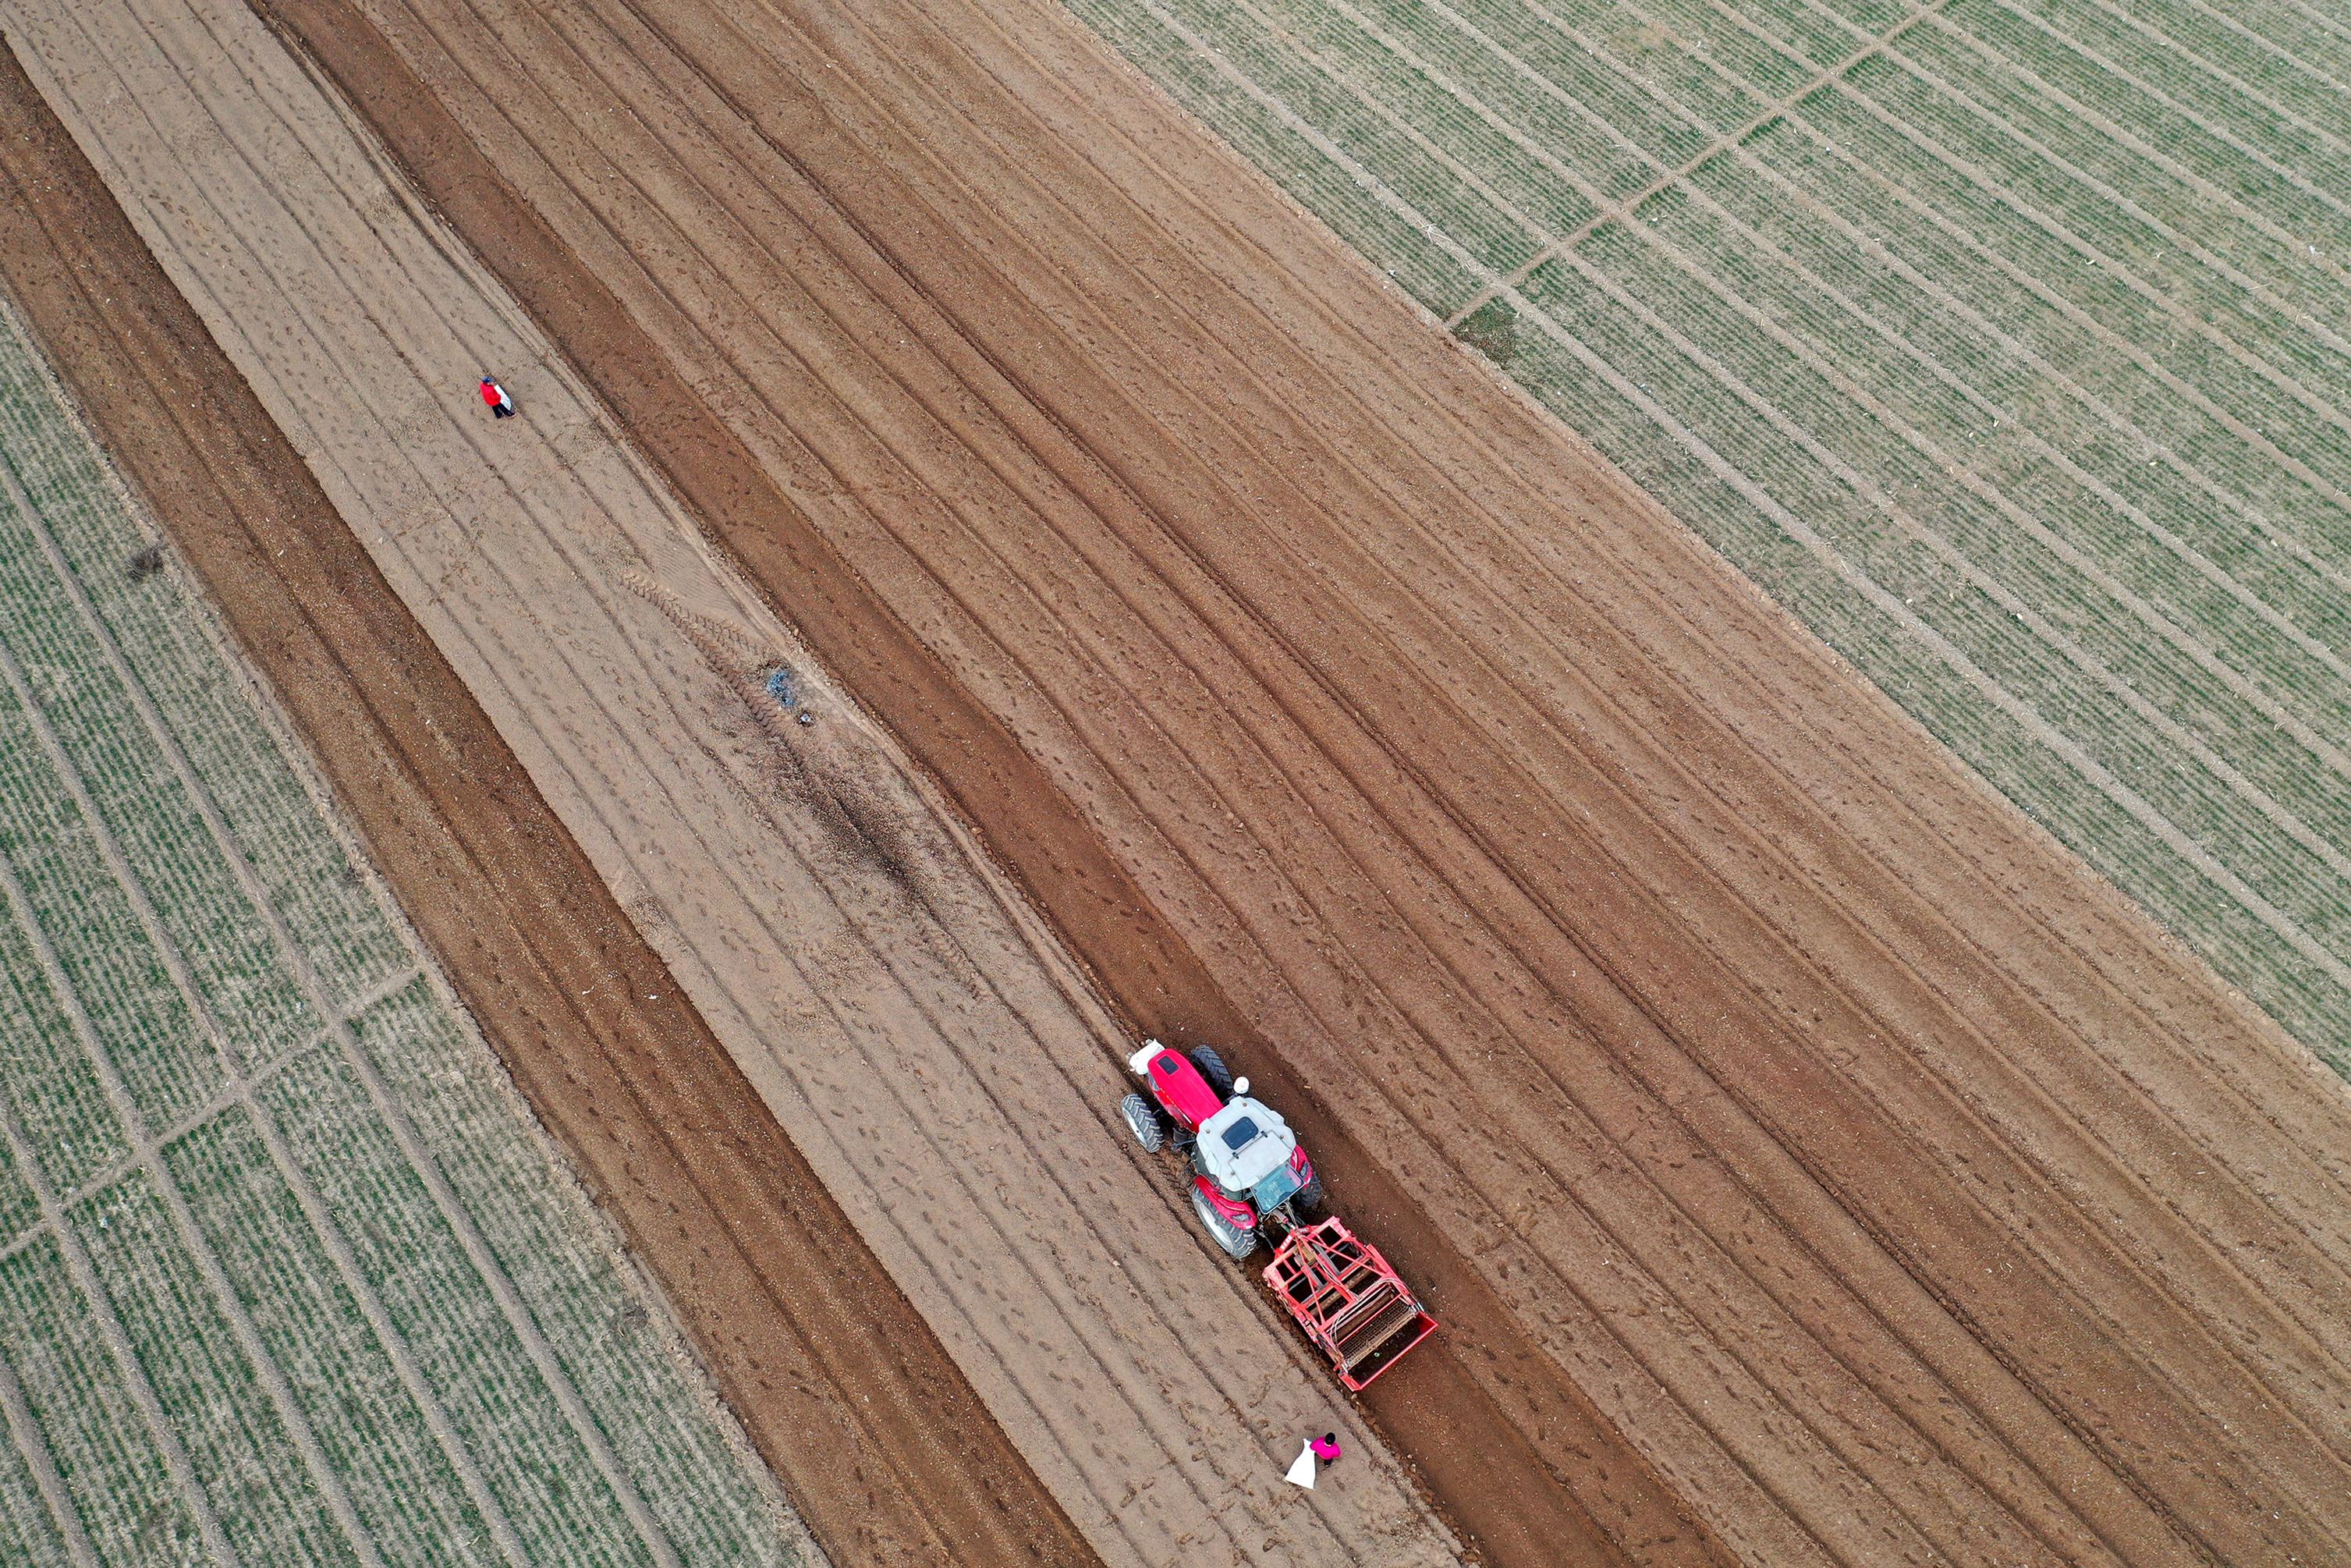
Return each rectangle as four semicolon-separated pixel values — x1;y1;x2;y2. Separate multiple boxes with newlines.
1119;1040;1435;1389
1119;1039;1321;1258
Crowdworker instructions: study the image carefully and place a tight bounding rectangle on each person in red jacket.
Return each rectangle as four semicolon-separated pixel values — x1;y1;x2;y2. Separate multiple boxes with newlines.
479;375;515;418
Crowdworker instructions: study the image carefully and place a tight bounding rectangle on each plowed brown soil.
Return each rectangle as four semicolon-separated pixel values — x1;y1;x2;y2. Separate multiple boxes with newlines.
219;0;2351;1563
0;48;1095;1568
3;3;1468;1563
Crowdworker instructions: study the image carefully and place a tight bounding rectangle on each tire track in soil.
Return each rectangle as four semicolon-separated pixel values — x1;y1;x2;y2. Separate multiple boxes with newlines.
0;44;1091;1568
196;0;2351;1561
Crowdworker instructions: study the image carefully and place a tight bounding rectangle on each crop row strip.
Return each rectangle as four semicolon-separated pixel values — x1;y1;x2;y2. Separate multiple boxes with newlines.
1684;0;2351;511
0;873;239;1567
1135;0;2351;985
0;358;542;1567
0;1289;99;1565
0;534;398;1568
1407;0;2351;638
1441;0;1951;329
1985;0;2351;204
2119;0;2351;112
1881;23;2351;437
0;963;424;1272
1537;0;2351;541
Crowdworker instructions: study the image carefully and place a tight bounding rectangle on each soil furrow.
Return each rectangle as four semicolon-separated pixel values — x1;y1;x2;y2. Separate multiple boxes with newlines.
569;5;2351;1560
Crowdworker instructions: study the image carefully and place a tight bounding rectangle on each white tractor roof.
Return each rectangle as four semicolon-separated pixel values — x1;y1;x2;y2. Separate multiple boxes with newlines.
1197;1098;1296;1194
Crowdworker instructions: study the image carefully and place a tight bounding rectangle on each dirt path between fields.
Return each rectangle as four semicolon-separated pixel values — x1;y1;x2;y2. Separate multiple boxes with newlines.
207;0;2351;1563
0;12;1463;1568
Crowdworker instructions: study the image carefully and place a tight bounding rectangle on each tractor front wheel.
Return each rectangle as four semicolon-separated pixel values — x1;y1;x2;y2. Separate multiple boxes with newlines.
1189;1046;1234;1099
1191;1186;1257;1260
1120;1093;1168;1154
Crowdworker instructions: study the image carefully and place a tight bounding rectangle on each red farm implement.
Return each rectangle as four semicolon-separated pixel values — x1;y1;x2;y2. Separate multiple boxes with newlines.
1264;1217;1437;1391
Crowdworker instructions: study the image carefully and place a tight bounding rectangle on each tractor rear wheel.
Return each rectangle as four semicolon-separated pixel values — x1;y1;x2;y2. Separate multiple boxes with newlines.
1296;1170;1326;1214
1191;1186;1257;1260
1120;1093;1167;1154
1189;1046;1234;1099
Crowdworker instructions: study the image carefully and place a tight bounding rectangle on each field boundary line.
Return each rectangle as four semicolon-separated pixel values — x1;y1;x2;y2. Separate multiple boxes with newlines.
0;542;389;1568
1500;285;2351;996
1445;0;1950;328
0;965;424;1272
0;1328;98;1567
0;870;239;1568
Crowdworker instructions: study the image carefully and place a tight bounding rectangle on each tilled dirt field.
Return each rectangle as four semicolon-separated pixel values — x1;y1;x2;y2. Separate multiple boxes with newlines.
9;0;2351;1563
0;5;1461;1566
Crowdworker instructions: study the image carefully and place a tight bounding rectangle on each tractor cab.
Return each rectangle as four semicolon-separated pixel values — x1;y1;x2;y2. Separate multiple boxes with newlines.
1197;1098;1309;1215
